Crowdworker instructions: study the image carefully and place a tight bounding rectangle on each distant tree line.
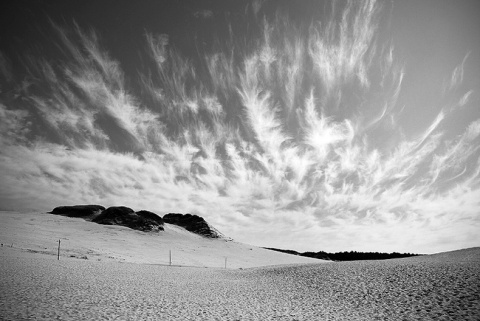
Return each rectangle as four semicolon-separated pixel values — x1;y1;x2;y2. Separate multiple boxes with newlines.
263;248;422;261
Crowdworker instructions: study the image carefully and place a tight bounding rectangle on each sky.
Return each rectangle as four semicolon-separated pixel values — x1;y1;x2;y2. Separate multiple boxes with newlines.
1;0;479;254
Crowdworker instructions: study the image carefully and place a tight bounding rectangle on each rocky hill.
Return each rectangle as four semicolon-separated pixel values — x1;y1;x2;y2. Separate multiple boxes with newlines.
49;205;105;218
163;213;222;238
49;205;220;237
92;206;164;232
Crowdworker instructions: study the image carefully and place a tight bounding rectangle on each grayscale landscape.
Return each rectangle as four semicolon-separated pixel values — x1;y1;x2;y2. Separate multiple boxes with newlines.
1;0;479;319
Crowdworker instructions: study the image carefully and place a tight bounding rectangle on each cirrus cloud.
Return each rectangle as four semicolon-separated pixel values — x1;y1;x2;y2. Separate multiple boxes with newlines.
0;0;478;253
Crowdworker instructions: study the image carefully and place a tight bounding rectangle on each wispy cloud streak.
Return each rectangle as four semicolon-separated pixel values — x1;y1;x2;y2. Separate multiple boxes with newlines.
0;0;478;252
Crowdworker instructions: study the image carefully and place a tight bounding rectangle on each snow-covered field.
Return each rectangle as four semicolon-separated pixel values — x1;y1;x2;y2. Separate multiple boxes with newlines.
0;211;323;268
1;211;479;320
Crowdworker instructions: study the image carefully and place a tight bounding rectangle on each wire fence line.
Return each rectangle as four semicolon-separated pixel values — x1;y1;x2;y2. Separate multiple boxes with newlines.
1;239;234;269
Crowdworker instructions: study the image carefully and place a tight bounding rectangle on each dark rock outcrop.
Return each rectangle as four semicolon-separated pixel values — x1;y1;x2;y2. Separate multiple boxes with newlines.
49;205;105;218
93;206;164;232
136;210;164;225
50;205;224;236
163;213;220;238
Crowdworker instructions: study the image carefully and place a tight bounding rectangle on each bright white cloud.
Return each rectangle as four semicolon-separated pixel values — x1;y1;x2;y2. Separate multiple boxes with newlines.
0;0;478;253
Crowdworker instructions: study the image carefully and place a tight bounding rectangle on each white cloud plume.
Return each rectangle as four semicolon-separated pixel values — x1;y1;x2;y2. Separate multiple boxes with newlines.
0;0;478;253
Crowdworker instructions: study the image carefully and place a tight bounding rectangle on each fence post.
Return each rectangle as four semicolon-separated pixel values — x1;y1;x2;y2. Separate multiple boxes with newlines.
169;250;172;266
225;257;227;269
57;239;61;260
